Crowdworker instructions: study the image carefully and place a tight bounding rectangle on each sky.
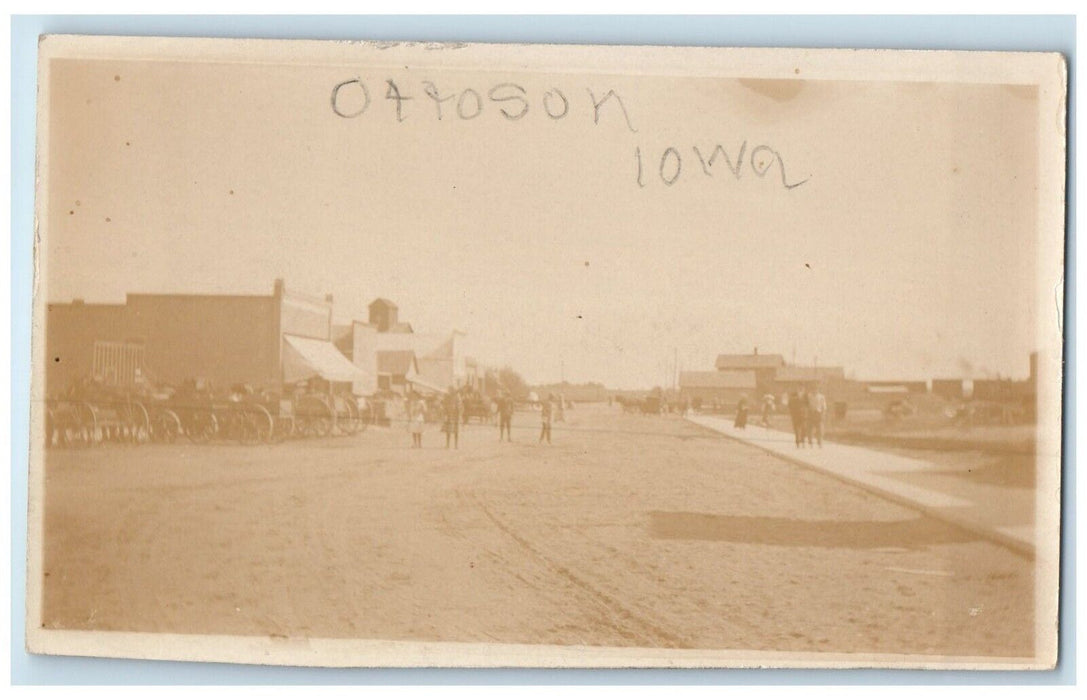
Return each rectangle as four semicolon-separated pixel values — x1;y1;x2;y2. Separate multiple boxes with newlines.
43;51;1047;389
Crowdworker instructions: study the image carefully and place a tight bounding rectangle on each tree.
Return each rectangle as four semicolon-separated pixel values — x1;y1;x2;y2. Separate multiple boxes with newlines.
497;366;530;400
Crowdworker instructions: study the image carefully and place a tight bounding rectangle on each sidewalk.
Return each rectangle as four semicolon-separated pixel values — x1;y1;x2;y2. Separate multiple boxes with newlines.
685;414;1034;557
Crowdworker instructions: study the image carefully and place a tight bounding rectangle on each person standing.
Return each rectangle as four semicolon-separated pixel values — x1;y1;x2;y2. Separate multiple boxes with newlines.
409;393;426;448
788;389;808;448
761;394;775;427
497;390;514;442
539;393;554;444
443;386;463;449
807;385;827;448
734;396;749;429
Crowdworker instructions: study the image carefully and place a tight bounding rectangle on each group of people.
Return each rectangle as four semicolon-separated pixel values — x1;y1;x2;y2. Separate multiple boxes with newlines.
405;387;560;449
787;386;828;448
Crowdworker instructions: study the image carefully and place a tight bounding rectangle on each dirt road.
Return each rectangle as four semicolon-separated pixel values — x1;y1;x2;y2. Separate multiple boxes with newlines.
40;405;1034;657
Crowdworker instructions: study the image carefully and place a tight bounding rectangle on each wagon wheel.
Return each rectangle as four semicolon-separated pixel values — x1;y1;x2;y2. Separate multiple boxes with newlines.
238;405;274;445
101;401;124;443
338;398;361;436
235;406;257;444
310;411;333;438
84;402;104;445
299;397;333;438
63;402;98;448
355;399;373;432
272;415;295;443
151;408;182;444
128;401;152;445
329;399;349;438
187;408;219;443
89;402;112;443
253;405;275;444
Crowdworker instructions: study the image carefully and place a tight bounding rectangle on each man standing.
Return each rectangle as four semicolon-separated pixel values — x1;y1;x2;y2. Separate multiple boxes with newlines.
539;393;554;444
497;390;514;442
443;386;463;449
807;384;827;448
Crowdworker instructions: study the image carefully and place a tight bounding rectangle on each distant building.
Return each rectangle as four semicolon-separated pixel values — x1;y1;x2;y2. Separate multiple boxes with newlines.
863;380;928;395
972;378;1032;402
694;347;1038;412
701;348;857;402
46;279;367;396
715;349;784;395
375;350;420;394
932;378;968;400
679;370;757;404
771;365;846;395
336;298;475;396
366;298;414;334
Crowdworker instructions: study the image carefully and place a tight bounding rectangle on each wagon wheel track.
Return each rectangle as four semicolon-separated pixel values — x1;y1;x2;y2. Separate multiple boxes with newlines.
565;527;760;643
458;489;691;649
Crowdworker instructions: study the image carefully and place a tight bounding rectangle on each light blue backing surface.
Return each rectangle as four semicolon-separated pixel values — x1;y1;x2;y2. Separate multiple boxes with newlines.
9;14;1076;685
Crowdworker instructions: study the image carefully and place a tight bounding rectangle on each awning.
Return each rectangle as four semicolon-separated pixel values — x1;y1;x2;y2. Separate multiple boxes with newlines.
283;334;369;384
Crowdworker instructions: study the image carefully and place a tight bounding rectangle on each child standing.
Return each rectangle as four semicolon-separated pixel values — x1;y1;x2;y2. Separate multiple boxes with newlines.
409;394;426;448
539;394;554;444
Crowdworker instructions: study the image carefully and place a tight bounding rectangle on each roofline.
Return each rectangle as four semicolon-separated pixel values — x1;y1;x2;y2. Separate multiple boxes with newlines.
369;298;399;308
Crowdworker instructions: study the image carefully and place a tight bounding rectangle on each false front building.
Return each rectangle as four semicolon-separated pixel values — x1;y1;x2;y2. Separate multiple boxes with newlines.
335;297;478;397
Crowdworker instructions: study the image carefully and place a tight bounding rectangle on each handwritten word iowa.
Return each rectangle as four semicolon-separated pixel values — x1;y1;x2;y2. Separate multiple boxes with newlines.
331;78;637;132
635;144;809;190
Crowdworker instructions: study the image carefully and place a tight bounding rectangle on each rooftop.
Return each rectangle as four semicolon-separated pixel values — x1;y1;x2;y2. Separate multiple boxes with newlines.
715;353;785;371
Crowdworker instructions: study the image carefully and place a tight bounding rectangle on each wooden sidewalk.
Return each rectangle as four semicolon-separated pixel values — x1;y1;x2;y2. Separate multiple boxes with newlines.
685;414;1034;558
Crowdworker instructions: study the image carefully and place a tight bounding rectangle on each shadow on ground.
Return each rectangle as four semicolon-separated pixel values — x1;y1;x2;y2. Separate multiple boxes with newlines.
647;511;978;549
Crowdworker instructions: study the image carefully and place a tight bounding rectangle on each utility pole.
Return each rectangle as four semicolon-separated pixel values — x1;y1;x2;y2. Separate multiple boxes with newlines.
673;347;678;394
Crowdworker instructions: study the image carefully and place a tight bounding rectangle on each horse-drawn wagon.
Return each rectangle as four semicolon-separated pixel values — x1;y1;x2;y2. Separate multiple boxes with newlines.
45;379;151;447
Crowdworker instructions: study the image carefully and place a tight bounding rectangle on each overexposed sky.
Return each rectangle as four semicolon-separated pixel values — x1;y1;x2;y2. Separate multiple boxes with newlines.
44;56;1042;388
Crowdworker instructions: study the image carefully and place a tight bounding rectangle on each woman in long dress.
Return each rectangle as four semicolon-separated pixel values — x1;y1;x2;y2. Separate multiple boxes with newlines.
734;396;749;429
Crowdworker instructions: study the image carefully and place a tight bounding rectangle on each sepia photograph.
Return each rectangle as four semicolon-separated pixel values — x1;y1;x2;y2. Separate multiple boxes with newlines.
26;35;1066;669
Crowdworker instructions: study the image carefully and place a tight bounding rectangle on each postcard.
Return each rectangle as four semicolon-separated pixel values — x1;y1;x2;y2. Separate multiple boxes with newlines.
28;35;1066;668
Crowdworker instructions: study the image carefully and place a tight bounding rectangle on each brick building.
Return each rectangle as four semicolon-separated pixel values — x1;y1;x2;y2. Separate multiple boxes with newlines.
45;279;366;397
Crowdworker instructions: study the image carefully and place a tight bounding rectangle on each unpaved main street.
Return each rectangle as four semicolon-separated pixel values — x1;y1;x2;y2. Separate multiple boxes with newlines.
41;405;1034;658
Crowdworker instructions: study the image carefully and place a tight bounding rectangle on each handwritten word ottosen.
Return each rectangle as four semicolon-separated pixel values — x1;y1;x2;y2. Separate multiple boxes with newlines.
330;78;809;190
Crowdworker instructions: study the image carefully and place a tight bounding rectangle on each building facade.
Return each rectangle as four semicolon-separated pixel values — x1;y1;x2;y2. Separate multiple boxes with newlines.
679;370;757;405
337;298;472;397
715;351;785;396
46;279;365;396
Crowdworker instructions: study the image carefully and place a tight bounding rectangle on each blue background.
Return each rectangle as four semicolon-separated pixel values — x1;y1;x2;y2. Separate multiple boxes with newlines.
9;14;1076;685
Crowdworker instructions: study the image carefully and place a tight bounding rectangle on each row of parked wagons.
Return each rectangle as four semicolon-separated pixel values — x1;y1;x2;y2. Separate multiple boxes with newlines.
45;383;372;448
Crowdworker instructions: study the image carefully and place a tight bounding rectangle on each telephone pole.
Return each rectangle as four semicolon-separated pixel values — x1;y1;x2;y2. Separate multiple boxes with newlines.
673;347;678;393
